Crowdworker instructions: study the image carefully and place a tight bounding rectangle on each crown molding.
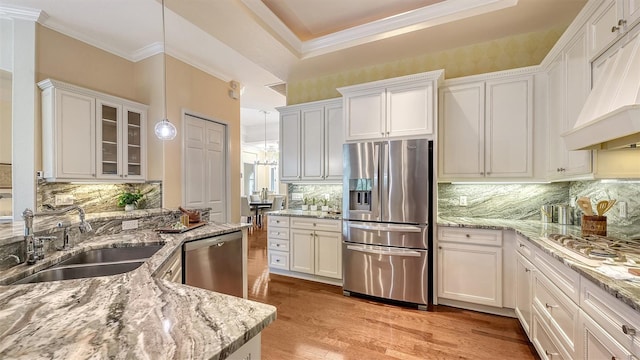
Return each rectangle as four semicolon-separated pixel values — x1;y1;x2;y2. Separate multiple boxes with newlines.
540;0;603;70
166;46;233;83
131;41;164;62
243;0;517;59
0;5;47;22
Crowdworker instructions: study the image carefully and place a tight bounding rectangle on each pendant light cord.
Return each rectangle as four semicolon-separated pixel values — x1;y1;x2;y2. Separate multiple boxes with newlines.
162;0;168;121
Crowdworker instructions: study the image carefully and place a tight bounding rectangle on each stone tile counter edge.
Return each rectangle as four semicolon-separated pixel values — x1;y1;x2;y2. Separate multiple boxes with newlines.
0;223;275;360
438;216;640;315
266;209;342;220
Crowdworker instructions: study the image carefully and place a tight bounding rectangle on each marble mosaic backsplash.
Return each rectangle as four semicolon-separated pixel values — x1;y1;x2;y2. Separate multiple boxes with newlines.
438;183;570;220
570;180;640;226
287;184;342;210
36;182;162;213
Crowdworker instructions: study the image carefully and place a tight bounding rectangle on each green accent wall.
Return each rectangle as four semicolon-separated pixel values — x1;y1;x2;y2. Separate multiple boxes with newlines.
287;26;565;105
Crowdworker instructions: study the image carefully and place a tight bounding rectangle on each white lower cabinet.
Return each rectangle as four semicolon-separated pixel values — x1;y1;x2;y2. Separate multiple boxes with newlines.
515;234;640;360
580;310;632;360
515;252;534;336
290;218;342;280
437;227;504;308
157;248;182;283
229;333;261;360
532;305;571;360
268;216;342;284
267;216;290;271
532;264;580;358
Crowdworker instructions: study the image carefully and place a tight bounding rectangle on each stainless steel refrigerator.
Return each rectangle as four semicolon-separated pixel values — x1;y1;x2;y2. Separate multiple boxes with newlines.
342;139;433;309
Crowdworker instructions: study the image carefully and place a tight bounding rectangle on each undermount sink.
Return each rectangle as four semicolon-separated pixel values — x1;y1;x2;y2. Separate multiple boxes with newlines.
12;244;164;285
57;245;164;266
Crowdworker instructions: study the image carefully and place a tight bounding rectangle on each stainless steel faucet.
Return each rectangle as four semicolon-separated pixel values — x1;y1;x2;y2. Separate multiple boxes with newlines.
22;206;93;264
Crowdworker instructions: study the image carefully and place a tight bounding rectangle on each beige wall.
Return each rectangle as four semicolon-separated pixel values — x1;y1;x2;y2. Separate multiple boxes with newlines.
36;26;137;100
33;26;241;221
287;26;565;105
164;55;241;221
133;55;164;182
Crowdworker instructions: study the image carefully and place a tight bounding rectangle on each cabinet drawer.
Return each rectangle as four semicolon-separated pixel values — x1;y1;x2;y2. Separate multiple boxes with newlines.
291;217;341;232
581;278;640;356
533;249;580;303
532;270;579;355
267;227;289;240
268;250;289;270
532;306;571;360
268;239;290;252
516;233;535;261
438;227;503;246
268;216;290;228
580;309;635;360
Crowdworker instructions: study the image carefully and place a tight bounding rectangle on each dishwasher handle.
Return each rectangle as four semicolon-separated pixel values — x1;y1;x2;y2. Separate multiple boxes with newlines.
183;231;241;252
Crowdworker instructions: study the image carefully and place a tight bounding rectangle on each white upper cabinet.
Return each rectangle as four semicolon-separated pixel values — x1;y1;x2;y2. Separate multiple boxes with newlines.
41;87;96;181
338;70;443;142
439;72;534;181
279;110;301;181
588;0;640;58
547;30;593;180
38;79;147;183
278;98;343;182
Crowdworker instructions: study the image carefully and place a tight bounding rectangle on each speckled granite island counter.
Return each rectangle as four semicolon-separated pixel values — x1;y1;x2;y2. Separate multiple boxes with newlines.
438;216;640;314
0;221;276;359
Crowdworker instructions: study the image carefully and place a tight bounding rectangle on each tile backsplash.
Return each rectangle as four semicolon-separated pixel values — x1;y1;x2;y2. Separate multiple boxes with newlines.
438;183;569;220
36;182;162;213
438;180;640;226
570;180;640;226
287;184;342;209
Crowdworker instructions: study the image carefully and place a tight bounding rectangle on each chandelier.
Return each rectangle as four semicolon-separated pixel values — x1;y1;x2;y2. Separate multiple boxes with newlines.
255;110;278;166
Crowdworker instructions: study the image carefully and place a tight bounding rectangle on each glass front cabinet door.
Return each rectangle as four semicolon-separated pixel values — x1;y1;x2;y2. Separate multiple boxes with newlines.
96;99;146;181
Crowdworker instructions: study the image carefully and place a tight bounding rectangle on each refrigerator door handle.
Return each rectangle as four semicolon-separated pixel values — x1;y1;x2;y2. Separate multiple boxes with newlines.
348;223;422;233
372;142;380;220
346;244;422;257
380;141;388;221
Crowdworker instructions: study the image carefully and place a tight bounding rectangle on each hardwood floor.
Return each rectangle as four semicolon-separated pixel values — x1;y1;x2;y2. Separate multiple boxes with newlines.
247;227;539;360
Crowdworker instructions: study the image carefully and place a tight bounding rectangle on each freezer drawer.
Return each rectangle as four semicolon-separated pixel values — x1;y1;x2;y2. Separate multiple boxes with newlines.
342;242;428;305
343;220;428;249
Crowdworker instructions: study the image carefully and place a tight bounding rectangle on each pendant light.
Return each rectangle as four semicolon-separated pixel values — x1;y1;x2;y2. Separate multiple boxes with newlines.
154;0;177;140
254;110;278;166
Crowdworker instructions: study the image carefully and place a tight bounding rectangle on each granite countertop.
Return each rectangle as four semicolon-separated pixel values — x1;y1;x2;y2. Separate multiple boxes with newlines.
0;223;276;359
438;216;640;314
266;209;342;220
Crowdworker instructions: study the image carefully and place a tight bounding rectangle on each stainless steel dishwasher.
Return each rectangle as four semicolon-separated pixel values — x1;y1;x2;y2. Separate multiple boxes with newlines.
183;231;243;298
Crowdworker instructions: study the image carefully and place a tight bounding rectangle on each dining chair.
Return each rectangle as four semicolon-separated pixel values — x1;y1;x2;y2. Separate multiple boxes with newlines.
250;194;261;202
240;196;254;233
270;196;284;211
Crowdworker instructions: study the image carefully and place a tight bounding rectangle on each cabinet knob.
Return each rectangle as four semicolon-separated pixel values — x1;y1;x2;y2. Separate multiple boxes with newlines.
486;172;491;175
124;174;128;178
519;244;525;248
525;268;530;273
545;303;559;309
276;259;280;262
465;234;470;238
438;246;442;250
622;325;636;335
165;269;173;276
480;172;484;175
612;25;621;32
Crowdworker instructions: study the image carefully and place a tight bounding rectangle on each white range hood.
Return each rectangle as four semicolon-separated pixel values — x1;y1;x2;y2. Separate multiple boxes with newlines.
563;32;640;151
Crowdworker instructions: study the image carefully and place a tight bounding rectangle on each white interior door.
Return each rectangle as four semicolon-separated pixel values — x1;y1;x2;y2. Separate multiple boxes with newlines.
184;114;227;223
